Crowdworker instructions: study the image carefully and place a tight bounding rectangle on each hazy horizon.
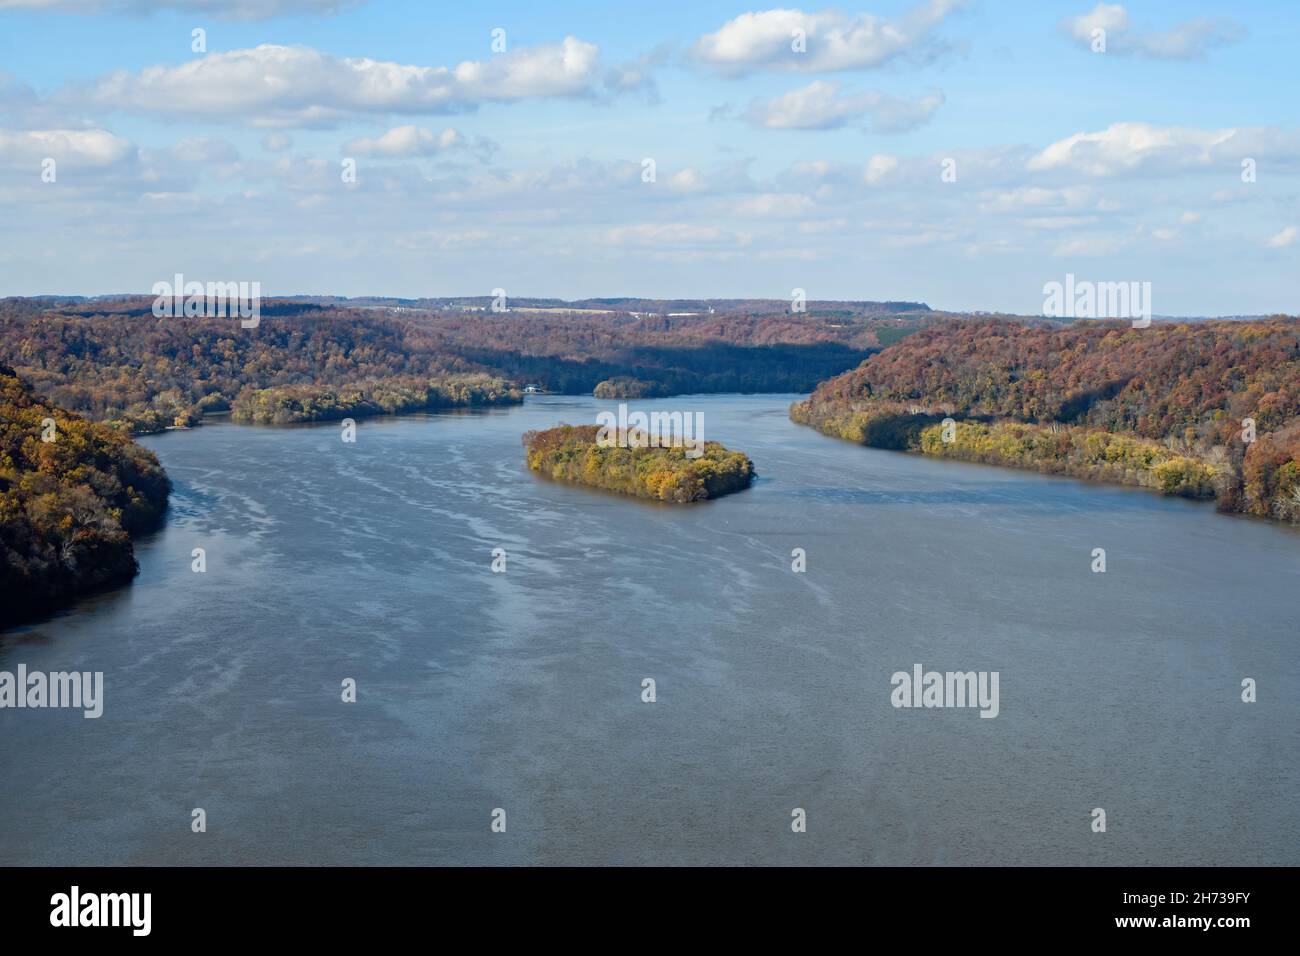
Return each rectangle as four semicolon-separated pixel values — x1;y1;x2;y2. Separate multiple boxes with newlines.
2;290;1290;321
2;0;1298;314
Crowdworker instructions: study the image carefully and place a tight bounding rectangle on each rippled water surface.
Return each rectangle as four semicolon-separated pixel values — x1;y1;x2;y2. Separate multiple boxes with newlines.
2;394;1296;865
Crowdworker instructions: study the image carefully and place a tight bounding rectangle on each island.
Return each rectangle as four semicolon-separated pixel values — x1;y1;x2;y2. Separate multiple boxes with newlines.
522;424;755;502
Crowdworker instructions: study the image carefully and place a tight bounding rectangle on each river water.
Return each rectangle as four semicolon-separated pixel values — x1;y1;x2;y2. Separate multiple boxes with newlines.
2;394;1296;865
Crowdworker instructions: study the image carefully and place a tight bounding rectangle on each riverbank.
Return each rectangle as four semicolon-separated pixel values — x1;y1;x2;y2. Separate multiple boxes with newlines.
790;398;1225;502
230;375;522;425
0;365;170;630
792;318;1300;524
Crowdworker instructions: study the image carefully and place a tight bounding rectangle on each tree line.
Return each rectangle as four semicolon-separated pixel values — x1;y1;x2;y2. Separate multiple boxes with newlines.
0;297;900;433
792;318;1300;522
0;364;170;629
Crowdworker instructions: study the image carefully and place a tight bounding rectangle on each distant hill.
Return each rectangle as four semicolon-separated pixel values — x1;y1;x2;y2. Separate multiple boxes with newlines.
277;295;932;316
792;317;1300;523
0;296;929;433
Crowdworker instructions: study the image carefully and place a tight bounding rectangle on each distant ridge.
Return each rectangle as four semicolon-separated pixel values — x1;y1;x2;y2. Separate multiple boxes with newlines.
2;294;1286;322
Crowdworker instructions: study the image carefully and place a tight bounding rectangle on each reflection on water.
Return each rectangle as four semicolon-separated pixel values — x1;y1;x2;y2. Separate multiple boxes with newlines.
1;394;1296;865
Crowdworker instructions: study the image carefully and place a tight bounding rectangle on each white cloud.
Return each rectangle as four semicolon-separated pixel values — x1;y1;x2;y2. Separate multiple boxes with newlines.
786;160;843;180
797;217;849;234
261;133;293;153
863;153;899;183
1019;216;1098;230
978;185;1093;213
74;39;609;127
782;145;1025;191
667;168;704;192
0;127;133;167
1025;122;1299;178
889;229;960;247
1063;2;1127;45
743;80;942;132
731;192;816;218
690;1;963;76
392;229;500;252
1266;226;1298;248
606;223;748;247
1053;235;1129;257
343;126;462;157
1062;4;1245;59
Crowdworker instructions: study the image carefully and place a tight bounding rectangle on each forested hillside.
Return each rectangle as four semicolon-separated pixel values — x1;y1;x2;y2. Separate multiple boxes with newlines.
0;297;905;433
0;293;913;625
0;364;170;629
792;318;1300;522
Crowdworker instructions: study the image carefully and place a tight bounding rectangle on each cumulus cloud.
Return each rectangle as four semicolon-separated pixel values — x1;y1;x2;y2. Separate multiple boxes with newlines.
781;146;1026;191
0;0;363;19
1267;226;1298;248
690;1;964;76
1062;4;1244;59
667;168;704;192
978;185;1094;214
863;153;899;183
343;125;463;157
71;39;619;127
743;80;943;132
0;127;134;167
1026;122;1300;177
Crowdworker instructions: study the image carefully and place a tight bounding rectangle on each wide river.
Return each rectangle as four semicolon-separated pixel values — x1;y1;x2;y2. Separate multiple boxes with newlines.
2;394;1297;865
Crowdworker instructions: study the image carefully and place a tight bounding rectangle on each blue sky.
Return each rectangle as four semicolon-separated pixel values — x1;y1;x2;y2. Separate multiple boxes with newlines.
1;0;1297;314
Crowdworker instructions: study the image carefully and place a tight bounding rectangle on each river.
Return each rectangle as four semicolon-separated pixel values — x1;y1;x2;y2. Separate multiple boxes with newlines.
1;394;1296;865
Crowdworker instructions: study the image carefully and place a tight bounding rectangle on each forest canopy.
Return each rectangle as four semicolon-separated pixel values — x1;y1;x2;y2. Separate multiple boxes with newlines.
0;297;900;434
792;318;1300;522
0;364;170;629
231;375;522;424
523;424;754;503
592;377;664;400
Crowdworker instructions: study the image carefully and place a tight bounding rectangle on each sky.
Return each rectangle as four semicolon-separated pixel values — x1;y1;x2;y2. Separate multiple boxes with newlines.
0;0;1297;315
